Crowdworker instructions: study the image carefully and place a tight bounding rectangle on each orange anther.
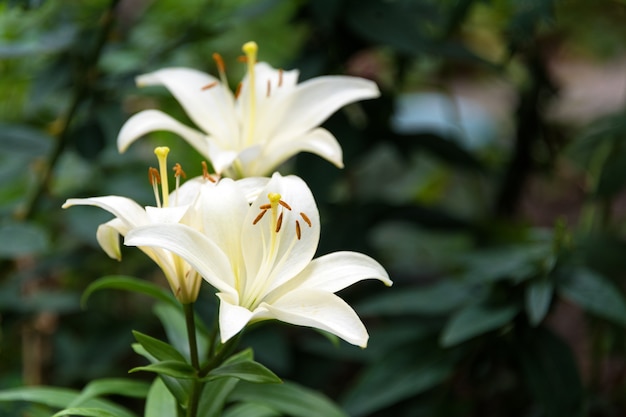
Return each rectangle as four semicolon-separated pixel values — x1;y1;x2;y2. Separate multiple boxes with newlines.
237;55;248;63
275;212;284;233
173;163;186;178
278;200;292;211
235;82;242;99
259;203;271;210
212;53;226;73
201;81;218;90
148;167;160;185
253;209;268;225
295;220;301;240
300;212;312;227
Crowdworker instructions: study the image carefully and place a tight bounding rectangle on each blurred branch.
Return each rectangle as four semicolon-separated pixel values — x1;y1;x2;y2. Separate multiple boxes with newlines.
17;0;121;221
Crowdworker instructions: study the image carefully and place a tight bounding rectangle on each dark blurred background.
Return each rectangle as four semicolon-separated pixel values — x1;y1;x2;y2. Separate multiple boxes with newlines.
1;0;626;416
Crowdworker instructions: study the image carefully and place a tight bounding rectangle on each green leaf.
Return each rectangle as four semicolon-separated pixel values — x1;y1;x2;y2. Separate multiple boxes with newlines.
130;360;196;379
132;344;191;408
440;303;519;347
341;342;455;416
153;302;209;361
229;381;347;417
0;222;49;258
68;378;150;408
205;358;281;384
558;268;626;325
517;327;584;417
52;408;119;417
197;378;239;417
133;331;187;363
81;276;178;309
144;378;178;417
526;280;554;326
222;403;279;417
357;280;484;316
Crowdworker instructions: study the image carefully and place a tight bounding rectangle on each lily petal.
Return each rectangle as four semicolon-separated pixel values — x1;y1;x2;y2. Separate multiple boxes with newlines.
96;219;124;260
271;251;392;298
262;288;369;347
136;68;238;144
270;76;380;143
217;292;264;343
62;196;148;229
241;174;320;298
117;109;209;156
125;223;236;295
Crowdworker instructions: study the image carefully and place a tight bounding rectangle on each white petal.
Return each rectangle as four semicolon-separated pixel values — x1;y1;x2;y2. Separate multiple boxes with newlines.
241;173;320;299
124;223;236;295
235;177;270;203
270;76;380;143
170;176;205;207
62;196;148;229
262;289;369;347
117;109;209;157
137;68;238;145
217;292;257;343
271;251;392;298
96;219;124;260
253;128;343;176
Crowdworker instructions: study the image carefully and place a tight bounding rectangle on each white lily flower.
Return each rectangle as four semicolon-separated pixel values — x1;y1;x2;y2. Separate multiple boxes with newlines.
124;172;392;347
117;41;380;178
62;147;268;304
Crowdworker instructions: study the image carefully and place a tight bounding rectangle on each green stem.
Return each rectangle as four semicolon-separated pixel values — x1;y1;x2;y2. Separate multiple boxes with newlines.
183;303;200;417
199;331;243;378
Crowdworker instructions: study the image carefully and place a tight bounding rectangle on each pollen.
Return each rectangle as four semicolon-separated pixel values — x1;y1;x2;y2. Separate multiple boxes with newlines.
148;167;160;185
275;212;284;233
173;163;186;178
235;82;242;99
201;81;218;90
300;212;312;227
279;200;292;210
212;53;226;73
253;209;268;225
295;220;301;240
201;161;218;183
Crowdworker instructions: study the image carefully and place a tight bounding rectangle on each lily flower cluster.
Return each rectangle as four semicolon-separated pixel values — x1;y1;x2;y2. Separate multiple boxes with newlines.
64;42;391;348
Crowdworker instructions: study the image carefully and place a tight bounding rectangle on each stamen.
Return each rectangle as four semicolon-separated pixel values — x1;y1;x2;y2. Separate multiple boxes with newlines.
242;41;258;146
237;55;248;63
259;203;271;210
212;52;228;86
295;220;301;240
201;161;218;183
279;200;292;210
154;147;170;207
173;163;186;179
148;167;162;208
266;79;271;97
278;69;283;87
201;81;218;90
275;212;283;233
253;209;268;225
297;213;310;228
235;82;242;99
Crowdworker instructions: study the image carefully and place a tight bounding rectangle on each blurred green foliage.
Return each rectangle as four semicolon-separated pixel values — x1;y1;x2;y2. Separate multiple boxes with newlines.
1;0;626;416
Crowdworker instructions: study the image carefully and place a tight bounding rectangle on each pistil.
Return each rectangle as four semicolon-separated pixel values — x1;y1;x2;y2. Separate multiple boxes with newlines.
154;146;170;207
242;41;258;146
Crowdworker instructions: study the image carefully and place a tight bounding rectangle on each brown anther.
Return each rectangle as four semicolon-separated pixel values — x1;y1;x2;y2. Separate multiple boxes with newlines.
259;203;271;210
300;212;312;227
235;82;242;99
201;161;218;182
275;212;284;233
266;80;271;97
173;163;187;178
201;81;218;91
253;209;268;225
212;53;226;73
278;69;283;87
237;55;248;63
278;200;292;210
295;220;301;240
148;167;160;185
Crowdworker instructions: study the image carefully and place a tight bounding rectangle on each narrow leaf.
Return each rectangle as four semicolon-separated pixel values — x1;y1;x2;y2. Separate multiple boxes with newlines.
440;303;518;347
52;408;119;417
129;360;196;379
222;402;279;417
526;280;554;326
81;276;177;309
204;359;281;384
558;268;626;326
68;378;150;408
197;378;239;417
144;378;178;417
133;331;187;363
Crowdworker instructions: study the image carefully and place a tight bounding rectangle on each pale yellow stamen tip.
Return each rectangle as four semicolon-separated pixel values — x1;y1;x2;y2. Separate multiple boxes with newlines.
242;41;258;57
154;146;170;158
268;193;281;204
